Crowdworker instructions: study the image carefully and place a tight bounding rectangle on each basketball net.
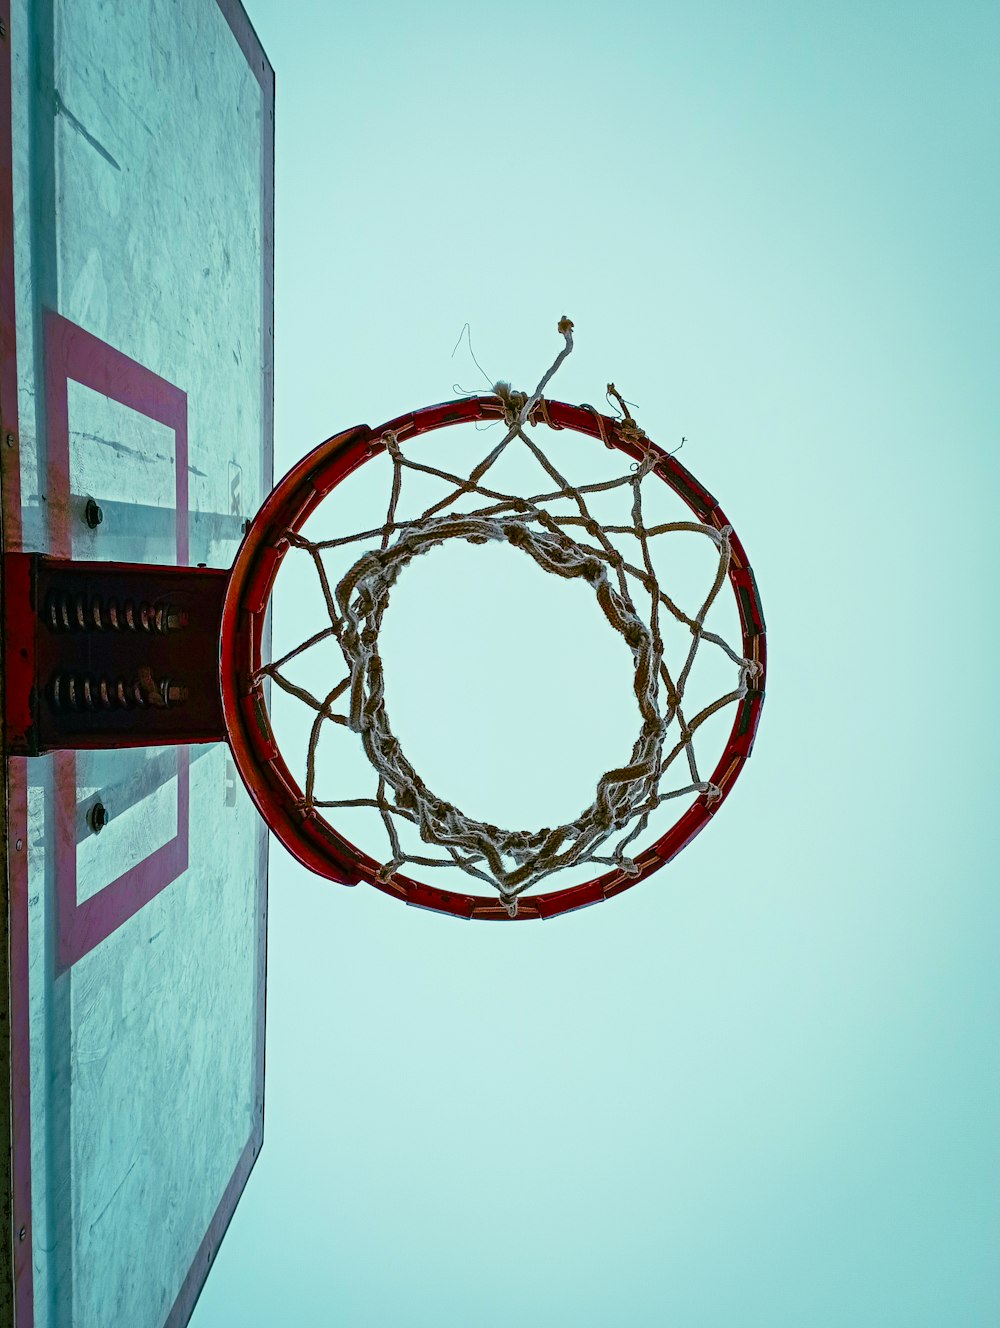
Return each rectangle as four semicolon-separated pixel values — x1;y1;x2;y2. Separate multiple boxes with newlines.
256;321;761;917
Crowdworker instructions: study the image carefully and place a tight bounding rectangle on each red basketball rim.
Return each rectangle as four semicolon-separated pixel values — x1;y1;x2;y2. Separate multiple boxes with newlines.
219;395;767;921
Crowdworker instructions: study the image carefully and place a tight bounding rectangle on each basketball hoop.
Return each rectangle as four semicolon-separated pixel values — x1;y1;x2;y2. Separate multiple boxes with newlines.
219;325;766;920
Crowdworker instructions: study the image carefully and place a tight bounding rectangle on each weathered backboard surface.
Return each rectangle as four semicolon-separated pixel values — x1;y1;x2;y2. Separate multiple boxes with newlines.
0;3;273;1324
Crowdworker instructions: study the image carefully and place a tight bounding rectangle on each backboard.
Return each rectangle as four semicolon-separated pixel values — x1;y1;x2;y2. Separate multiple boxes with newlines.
1;3;273;1325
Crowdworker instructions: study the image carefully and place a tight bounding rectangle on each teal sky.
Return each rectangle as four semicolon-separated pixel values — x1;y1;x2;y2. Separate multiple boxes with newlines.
193;2;999;1325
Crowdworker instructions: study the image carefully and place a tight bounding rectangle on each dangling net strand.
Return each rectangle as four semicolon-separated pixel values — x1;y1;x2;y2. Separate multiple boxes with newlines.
255;319;761;916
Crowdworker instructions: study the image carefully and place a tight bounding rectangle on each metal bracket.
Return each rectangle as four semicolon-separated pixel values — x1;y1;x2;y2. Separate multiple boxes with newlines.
2;554;228;754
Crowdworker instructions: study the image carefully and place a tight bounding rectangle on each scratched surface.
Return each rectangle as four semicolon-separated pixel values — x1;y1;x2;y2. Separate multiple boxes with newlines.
6;0;272;1324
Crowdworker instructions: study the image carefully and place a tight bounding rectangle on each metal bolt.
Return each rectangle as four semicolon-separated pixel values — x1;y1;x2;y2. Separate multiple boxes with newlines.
89;802;109;834
5;432;14;447
84;498;103;528
242;518;251;534
0;21;7;41
165;683;188;706
18;1226;25;1242
15;838;22;851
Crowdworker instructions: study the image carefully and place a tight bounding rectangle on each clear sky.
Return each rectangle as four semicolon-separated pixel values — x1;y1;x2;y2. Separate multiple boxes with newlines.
192;2;999;1324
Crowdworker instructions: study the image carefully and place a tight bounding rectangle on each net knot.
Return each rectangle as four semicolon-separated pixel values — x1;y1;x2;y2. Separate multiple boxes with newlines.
619;418;649;449
528;396;558;429
738;659;763;695
494;381;528;426
612;850;641;877
381;429;402;460
634;445;659;477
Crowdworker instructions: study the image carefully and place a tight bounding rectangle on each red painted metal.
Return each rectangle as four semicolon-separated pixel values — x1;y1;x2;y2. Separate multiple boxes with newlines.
4;555;228;754
220;396;768;922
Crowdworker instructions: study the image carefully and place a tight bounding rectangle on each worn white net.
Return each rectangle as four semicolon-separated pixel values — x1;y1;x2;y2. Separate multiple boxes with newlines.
261;322;760;915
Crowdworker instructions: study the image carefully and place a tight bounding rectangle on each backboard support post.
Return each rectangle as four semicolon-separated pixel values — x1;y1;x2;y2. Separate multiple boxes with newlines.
3;555;228;754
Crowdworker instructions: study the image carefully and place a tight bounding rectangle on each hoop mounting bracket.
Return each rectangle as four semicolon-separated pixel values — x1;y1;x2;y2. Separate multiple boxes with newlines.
3;554;228;755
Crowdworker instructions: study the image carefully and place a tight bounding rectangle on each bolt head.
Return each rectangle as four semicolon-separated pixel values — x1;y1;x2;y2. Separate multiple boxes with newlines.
89;803;109;833
84;498;103;528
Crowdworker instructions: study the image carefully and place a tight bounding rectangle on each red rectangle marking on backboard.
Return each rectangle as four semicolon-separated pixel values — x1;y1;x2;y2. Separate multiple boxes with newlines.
53;748;191;971
44;311;189;563
44;311;192;970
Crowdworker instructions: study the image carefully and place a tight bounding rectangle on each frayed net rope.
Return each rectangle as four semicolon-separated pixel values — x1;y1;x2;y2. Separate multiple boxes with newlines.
258;320;760;917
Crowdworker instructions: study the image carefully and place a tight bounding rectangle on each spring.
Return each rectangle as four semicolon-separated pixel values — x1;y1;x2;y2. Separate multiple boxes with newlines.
48;671;188;712
44;591;187;634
